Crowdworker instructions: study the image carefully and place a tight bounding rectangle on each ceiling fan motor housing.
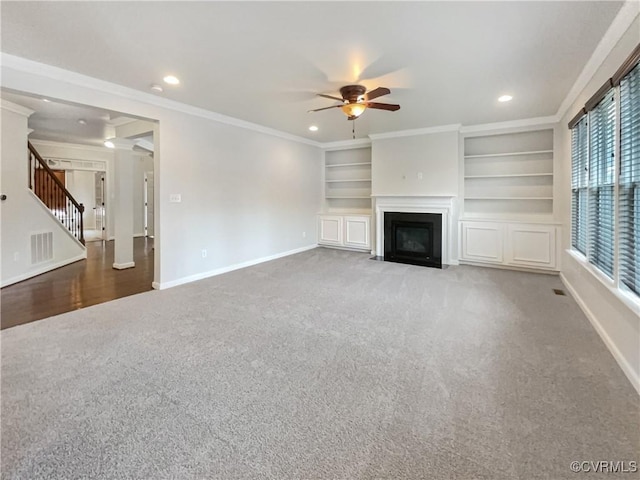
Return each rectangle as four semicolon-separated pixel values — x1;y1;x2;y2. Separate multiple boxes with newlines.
339;85;367;103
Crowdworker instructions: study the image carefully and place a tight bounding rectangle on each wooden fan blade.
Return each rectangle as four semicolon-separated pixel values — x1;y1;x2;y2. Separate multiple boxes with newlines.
365;87;390;101
308;105;342;113
365;102;400;111
317;93;345;102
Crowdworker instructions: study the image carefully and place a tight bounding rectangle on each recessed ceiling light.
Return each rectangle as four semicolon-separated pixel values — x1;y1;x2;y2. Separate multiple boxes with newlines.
104;140;115;149
163;75;180;85
309;125;319;132
498;95;513;103
77;119;87;125
150;84;164;93
42;98;51;102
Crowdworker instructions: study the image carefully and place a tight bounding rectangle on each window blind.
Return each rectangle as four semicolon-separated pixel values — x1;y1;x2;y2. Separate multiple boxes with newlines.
588;90;616;277
571;116;588;254
619;63;640;295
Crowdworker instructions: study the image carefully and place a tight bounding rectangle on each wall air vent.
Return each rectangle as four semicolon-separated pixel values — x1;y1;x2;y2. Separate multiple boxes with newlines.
31;232;53;264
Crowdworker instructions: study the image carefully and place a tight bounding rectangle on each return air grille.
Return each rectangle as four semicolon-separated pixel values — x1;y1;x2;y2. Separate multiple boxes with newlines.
31;232;53;264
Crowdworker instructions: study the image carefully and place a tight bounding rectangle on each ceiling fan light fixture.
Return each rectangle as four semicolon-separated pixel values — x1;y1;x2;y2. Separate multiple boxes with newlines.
341;102;366;118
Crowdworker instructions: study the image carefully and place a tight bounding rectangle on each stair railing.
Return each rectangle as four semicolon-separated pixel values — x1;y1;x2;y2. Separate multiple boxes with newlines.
28;142;85;245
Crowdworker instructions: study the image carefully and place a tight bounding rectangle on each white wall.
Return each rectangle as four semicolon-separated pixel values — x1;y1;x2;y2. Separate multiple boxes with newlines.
0;103;86;287
2;56;323;288
371;130;459;196
557;15;640;392
158;112;321;284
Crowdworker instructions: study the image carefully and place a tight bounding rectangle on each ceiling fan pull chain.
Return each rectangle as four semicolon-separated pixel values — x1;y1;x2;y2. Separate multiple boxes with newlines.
352;119;355;140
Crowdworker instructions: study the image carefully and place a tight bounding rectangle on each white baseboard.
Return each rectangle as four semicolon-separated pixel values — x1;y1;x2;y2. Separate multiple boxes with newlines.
560;273;640;395
1;252;87;288
113;262;135;270
152;244;317;290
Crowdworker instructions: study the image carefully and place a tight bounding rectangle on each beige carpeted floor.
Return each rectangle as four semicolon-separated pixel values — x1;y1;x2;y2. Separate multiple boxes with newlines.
1;247;638;479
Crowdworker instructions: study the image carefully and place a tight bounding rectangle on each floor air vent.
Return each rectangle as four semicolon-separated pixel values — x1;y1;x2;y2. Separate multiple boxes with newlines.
31;232;53;264
553;289;566;296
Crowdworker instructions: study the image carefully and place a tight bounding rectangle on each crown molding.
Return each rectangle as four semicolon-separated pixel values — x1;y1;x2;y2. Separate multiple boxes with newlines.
0;99;34;117
460;115;558;136
1;53;322;149
322;138;372;151
556;0;640;122
29;138;113;153
368;124;461;140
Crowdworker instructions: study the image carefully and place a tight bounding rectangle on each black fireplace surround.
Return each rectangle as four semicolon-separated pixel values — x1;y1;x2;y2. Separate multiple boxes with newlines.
384;212;442;268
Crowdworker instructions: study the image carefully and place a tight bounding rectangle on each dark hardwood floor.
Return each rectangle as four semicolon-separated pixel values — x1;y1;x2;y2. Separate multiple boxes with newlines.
1;238;154;330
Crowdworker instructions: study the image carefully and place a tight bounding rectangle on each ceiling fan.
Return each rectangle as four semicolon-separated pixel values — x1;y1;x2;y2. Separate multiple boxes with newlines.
308;85;400;120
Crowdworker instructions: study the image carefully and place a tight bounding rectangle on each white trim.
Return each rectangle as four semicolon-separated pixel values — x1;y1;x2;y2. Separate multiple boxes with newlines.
0;99;34;117
460;116;558;136
373;193;457;198
30;138;114;153
560;272;640;396
322;138;372;151
1;53;321;148
113;262;135;270
152;244;317;290
0;253;86;288
369;124;461;140
556;1;640;122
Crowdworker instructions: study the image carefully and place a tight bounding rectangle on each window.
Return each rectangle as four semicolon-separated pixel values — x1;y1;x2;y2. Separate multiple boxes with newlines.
619;63;640;295
571;117;588;254
588;90;615;277
569;46;639;300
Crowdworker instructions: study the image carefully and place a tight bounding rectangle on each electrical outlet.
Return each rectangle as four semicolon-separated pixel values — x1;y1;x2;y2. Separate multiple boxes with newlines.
13;252;19;261
418;172;423;180
201;249;207;258
169;194;182;203
302;231;306;238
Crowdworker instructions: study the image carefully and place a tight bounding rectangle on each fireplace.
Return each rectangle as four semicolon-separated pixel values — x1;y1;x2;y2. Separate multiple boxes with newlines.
384;212;442;268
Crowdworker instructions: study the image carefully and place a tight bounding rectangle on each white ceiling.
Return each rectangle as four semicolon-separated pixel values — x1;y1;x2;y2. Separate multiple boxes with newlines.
0;1;624;143
1;90;140;147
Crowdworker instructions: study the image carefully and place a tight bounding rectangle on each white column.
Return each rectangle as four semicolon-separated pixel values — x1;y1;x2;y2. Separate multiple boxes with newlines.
111;139;136;269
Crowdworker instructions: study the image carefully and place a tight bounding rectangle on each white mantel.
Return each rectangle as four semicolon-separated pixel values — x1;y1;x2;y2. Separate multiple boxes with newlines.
373;195;458;265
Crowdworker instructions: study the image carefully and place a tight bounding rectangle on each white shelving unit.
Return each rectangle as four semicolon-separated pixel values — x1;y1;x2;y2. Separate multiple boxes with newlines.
463;131;554;219
324;148;372;212
459;129;559;272
320;147;373;252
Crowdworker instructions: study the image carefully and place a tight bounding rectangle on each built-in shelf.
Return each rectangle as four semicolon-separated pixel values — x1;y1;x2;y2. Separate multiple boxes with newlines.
325;162;372;168
325;148;373;210
465;197;553;200
464;173;553;179
463;130;555;218
326;179;371;183
464;150;553;159
326;195;371;199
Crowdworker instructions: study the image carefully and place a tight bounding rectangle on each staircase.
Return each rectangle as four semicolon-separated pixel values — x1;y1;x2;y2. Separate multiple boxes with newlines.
28;142;85;245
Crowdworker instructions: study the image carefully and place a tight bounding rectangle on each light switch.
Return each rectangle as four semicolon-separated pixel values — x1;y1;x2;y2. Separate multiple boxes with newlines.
169;194;181;203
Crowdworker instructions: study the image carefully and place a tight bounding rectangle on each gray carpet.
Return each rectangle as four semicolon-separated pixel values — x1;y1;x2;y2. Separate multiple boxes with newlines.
1;247;638;479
